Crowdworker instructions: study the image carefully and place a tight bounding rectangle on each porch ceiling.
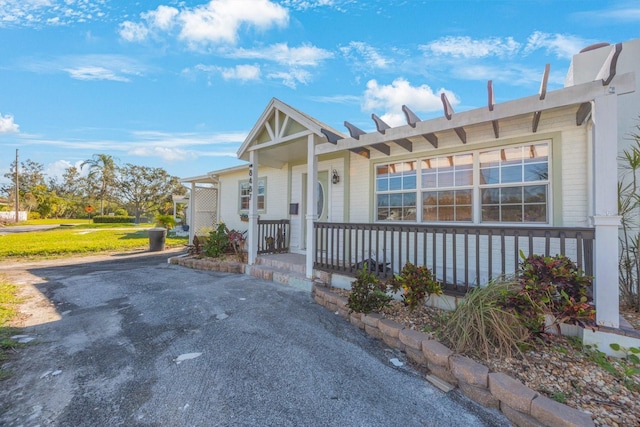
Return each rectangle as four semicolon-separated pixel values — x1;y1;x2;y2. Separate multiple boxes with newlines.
316;70;635;157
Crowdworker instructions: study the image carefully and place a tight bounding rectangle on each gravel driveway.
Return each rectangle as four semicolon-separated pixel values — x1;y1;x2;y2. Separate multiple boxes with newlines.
0;251;509;426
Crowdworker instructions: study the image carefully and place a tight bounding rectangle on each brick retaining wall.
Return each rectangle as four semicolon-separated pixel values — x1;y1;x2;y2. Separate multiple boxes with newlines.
312;284;595;427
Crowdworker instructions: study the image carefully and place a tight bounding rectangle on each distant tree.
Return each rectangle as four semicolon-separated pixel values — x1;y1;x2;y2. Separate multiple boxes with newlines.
115;164;183;223
2;159;47;212
81;154;117;215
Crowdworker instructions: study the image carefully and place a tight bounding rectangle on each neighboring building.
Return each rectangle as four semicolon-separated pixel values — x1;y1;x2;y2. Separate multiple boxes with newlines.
182;38;639;343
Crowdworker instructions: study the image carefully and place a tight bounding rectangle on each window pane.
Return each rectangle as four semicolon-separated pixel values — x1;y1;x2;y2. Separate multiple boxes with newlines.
456;205;472;221
501;205;522;222
377;194;389;207
389;193;403;207
455;190;472;204
377;165;389;176
503;147;523;164
501;165;522;183
439;207;454;221
438;190;454;206
524;204;547;222
377;177;388;191
403;207;417;220
480;167;499;184
422;192;437;206
524;185;547;203
439;171;454;187
403;192;416;207
403;174;417;189
501;187;522;203
422;173;436;188
481;188;500;204
257;197;265;210
482;206;500;222
240;198;249;210
389;177;402;191
377;208;389;221
524;163;548;181
455;169;473;186
480;150;500;167
525;143;548;163
423;206;437;221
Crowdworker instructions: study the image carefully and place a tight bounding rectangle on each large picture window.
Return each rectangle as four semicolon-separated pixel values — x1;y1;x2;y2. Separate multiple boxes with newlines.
374;141;550;224
239;178;265;211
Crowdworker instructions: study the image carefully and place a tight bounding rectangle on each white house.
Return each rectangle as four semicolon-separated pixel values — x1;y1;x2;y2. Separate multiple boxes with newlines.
181;38;640;342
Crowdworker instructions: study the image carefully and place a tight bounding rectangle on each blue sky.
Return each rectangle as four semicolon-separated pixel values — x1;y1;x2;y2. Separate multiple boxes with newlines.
0;0;638;186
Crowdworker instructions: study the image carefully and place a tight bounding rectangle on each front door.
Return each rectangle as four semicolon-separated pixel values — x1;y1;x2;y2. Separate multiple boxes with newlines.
302;171;328;249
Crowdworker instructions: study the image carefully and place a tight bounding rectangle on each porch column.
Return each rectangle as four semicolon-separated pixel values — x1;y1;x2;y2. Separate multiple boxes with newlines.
305;134;318;279
188;181;196;245
247;151;259;265
592;93;621;328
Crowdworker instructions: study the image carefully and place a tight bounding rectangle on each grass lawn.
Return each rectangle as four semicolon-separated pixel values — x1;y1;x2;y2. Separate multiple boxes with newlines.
0;275;23;380
0;224;188;260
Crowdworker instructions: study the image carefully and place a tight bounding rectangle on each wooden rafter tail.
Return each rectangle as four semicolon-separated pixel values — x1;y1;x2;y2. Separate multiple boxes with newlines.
532;111;542;133
371;143;391;156
487;80;495;111
488;80;499;138
344;121;366;140
393;138;413;152
423;133;438;149
576;102;592;126
454;127;467;144
371;114;390;134
539;64;550;100
320;128;343;144
402;105;421;128
441;92;454;120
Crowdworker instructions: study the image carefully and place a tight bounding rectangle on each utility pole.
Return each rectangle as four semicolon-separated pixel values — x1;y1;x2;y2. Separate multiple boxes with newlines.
15;148;19;223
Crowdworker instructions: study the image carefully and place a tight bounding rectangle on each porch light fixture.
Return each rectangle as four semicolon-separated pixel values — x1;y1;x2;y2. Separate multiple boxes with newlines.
332;169;340;184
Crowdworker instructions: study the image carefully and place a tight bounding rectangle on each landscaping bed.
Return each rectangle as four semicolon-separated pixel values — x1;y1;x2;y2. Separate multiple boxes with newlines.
331;286;640;427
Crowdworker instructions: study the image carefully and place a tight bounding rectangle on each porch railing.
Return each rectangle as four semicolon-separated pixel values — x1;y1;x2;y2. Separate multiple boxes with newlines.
313;222;595;294
257;219;290;254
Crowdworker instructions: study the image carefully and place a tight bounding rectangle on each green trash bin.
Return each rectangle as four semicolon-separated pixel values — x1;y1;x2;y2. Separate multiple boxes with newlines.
148;227;167;251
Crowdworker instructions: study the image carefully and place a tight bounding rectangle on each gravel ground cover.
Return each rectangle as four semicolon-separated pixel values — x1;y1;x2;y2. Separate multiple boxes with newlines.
332;287;640;427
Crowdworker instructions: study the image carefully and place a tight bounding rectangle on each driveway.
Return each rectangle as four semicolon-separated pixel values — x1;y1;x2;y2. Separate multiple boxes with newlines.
0;251;509;426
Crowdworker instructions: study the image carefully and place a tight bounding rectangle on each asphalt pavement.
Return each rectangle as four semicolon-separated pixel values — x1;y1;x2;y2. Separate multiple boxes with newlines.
0;251;510;426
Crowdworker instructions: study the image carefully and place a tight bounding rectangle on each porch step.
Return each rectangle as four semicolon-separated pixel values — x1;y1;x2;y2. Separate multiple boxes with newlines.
249;257;313;292
256;253;306;275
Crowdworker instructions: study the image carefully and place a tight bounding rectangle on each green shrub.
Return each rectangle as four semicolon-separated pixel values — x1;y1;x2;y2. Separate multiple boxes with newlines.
388;262;442;310
507;252;596;334
203;223;229;258
155;214;176;230
114;208;128;216
92;215;136;223
347;265;392;314
28;212;41;220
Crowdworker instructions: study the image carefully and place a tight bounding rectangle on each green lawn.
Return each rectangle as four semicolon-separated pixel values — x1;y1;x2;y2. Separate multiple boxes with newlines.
0;225;188;260
0;275;22;380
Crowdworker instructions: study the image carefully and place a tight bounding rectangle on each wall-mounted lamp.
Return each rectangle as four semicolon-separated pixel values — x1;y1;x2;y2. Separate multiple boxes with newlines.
332;169;340;184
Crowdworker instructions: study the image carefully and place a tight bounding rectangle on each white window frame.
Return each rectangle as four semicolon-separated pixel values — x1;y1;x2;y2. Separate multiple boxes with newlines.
373;140;551;225
239;177;266;213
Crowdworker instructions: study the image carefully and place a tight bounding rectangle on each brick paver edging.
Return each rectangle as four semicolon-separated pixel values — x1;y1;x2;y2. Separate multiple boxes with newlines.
312;284;595;427
169;256;245;274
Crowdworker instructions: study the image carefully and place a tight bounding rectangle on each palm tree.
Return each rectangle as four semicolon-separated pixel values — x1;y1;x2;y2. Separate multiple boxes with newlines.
81;154;117;216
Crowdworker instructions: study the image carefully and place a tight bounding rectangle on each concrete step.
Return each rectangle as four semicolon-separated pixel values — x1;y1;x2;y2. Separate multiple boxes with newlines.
248;264;313;292
256;255;306;275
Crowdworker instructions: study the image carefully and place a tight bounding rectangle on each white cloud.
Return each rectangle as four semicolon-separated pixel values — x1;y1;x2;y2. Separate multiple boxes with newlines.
219;64;261;81
340;41;391;69
524;31;588;59
267;69;311;88
45;159;86;182
64;66;131;82
120;0;289;47
0;0;108;28
421;36;521;59
227;43;333;66
23;54;147;82
0;113;20;133
118;21;149;43
363;78;459;127
128;146;197;162
279;0;338;10
572;4;640;24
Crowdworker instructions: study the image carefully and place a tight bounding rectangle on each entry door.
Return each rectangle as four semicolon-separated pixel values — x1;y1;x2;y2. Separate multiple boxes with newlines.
302;171;328;249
